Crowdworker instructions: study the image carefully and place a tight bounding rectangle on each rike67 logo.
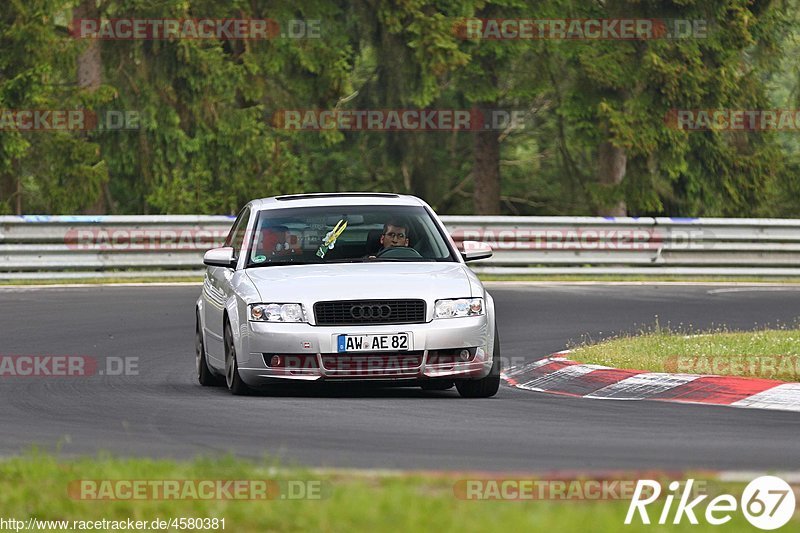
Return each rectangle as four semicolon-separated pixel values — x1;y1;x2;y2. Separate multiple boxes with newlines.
625;476;796;530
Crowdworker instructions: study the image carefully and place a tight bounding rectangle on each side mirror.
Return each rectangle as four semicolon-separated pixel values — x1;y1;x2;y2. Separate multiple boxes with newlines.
203;246;237;268
460;241;493;262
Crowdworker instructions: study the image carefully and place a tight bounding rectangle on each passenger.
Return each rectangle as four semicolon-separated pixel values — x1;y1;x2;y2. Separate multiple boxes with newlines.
261;225;298;256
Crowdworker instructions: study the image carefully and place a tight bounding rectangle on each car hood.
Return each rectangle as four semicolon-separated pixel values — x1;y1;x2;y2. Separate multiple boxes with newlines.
245;262;475;310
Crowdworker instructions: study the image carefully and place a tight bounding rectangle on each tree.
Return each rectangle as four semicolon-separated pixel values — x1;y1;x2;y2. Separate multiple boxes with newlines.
0;0;106;215
552;0;788;216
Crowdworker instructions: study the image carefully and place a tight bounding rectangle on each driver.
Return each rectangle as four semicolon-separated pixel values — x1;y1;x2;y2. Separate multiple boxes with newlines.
380;219;410;249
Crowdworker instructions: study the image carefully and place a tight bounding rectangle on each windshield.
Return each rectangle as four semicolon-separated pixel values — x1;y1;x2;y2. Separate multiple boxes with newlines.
245;205;457;267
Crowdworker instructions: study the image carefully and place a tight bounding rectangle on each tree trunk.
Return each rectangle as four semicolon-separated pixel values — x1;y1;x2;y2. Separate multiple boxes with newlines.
76;0;108;214
473;128;501;214
75;0;102;91
15;173;21;214
595;140;627;216
0;171;12;212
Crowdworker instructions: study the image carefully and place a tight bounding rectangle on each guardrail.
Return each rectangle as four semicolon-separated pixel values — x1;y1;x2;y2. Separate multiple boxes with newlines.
2;215;800;279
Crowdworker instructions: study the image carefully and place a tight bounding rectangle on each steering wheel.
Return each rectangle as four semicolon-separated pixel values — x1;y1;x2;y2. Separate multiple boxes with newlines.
374;246;423;259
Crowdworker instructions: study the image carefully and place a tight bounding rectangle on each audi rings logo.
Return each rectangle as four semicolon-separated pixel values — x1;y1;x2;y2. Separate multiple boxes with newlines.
350;304;392;320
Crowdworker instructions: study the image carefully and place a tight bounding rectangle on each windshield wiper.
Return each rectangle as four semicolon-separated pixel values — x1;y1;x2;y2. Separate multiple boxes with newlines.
370;258;437;262
324;258;371;263
248;261;322;267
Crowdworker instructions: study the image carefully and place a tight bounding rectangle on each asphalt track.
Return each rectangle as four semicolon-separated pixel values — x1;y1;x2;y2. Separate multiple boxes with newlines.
1;283;799;471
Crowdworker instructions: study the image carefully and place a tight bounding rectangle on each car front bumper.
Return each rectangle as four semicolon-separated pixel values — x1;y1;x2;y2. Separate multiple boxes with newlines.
236;315;493;384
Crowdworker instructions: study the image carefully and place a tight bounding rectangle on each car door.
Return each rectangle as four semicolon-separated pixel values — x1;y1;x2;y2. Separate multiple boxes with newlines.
203;207;250;366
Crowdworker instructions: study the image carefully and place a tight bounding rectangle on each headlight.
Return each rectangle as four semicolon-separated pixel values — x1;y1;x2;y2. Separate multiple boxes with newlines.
249;303;306;322
434;298;484;319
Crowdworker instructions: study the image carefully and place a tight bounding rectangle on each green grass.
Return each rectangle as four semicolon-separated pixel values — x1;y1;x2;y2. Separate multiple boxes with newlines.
0;452;789;532
569;324;800;381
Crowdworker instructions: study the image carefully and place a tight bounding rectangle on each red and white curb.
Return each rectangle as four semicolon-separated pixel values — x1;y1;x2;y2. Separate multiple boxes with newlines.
502;351;800;413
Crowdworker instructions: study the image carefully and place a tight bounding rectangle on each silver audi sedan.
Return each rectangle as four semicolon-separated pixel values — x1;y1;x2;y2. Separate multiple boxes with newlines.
195;193;500;397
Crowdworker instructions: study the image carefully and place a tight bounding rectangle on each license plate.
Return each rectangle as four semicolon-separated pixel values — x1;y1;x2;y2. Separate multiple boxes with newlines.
337;333;410;353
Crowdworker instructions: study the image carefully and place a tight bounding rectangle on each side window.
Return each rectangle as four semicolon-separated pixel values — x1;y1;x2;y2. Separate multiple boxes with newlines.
224;207;250;258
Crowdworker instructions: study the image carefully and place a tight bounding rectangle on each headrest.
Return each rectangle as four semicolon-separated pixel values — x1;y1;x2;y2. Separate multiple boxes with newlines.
365;228;384;255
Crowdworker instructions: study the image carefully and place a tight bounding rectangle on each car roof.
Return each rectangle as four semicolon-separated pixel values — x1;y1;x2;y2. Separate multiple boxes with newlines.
248;192;427;210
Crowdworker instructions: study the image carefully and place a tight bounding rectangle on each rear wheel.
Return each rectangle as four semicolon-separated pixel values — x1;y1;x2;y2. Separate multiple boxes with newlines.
455;327;501;398
196;311;222;386
224;320;251;395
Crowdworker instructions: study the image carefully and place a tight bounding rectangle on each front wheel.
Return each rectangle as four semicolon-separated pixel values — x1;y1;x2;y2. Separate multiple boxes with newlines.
196;311;223;386
455;328;501;398
224;321;252;395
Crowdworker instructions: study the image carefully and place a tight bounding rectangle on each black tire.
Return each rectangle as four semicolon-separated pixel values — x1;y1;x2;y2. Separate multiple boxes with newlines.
455;327;501;398
421;380;454;391
196;311;223;386
224;320;252;395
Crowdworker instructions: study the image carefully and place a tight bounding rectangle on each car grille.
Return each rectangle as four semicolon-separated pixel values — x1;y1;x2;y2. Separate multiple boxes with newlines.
314;299;426;325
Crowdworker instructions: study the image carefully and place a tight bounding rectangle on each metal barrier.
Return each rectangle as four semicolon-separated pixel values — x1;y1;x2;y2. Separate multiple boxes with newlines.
2;215;800;279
